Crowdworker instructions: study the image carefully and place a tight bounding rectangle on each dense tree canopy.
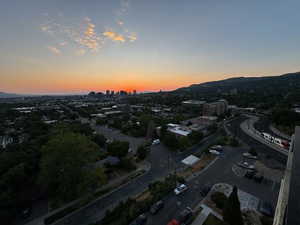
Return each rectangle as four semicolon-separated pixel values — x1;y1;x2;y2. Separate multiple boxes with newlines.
39;132;105;203
107;140;129;158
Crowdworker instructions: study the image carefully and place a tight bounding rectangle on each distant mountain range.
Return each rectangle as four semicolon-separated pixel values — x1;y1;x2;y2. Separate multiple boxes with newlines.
0;92;24;98
174;72;300;96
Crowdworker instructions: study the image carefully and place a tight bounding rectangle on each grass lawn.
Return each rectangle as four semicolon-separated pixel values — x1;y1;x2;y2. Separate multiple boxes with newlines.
203;214;226;225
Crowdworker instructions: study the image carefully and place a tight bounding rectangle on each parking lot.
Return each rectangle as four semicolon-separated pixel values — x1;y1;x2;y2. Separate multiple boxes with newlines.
143;144;283;225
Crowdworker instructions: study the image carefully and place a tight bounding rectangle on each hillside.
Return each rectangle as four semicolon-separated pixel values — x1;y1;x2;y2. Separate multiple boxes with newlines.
173;72;300;107
175;72;300;94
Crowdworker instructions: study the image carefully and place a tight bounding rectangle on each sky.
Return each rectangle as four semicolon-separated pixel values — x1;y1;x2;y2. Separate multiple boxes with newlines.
1;0;300;94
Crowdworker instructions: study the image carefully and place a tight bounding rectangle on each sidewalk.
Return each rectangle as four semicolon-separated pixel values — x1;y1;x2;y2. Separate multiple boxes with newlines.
191;204;222;225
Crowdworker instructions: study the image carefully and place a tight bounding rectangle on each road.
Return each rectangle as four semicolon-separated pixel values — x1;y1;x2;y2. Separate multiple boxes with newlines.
234;116;287;166
52;130;221;225
25;115;285;225
253;116;287;140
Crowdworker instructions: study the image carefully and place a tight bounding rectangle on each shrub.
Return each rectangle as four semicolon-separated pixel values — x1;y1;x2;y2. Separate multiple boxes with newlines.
177;176;186;184
118;158;136;172
260;215;273;225
211;192;228;209
136;145;148;160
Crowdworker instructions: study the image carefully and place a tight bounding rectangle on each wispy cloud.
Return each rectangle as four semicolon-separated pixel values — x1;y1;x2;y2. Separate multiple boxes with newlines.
47;46;61;55
127;33;137;42
103;30;125;42
40;0;137;55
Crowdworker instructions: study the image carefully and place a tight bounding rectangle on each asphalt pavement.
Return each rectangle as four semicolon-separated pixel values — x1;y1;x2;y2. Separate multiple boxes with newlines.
24;115;284;225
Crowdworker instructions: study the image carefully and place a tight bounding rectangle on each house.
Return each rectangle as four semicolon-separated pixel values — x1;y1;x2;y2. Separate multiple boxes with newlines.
167;123;191;137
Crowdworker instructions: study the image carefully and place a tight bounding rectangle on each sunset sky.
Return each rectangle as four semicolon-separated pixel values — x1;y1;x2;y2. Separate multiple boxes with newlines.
1;0;300;94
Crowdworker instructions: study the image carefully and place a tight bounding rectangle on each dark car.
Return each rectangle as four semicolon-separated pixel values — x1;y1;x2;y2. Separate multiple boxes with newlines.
150;200;164;214
178;207;193;224
258;201;274;217
130;214;147;225
244;170;256;179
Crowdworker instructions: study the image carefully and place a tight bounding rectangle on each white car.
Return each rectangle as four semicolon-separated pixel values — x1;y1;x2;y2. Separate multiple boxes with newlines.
211;145;223;151
209;149;221;155
174;184;188;195
238;161;255;170
152;139;160;145
243;152;258;159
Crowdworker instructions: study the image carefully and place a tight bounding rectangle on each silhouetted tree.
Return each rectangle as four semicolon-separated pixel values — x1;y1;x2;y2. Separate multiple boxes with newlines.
223;186;244;225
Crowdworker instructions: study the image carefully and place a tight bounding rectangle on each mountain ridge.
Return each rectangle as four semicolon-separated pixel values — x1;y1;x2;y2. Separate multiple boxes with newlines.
174;72;300;93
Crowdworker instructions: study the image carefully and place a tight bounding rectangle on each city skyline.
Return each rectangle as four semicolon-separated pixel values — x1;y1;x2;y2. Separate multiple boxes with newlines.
1;0;300;94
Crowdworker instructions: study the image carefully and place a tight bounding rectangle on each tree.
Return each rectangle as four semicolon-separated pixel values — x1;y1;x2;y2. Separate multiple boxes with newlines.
223;186;244;225
107;140;129;158
160;124;168;138
146;120;155;140
39;132;101;203
178;136;191;150
188;131;203;144
136;145;147;160
92;133;106;147
162;132;179;150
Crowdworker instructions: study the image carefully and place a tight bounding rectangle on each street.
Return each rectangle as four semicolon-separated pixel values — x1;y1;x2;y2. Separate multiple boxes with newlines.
25;115;286;225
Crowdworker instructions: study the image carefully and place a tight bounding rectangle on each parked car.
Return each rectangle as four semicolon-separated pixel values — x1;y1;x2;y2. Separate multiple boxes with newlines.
152;139;160;145
211;145;223;151
174;184;188;195
150;200;164;214
237;161;255;170
130;214;147;225
243;152;258;159
209;149;221;155
167;219;180;225
244;170;256;179
178;207;193;224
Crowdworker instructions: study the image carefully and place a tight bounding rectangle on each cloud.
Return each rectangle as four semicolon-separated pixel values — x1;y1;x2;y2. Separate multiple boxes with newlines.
127;33;137;42
75;17;103;51
103;30;125;42
47;46;61;55
40;0;137;55
76;49;86;56
41;16;103;53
